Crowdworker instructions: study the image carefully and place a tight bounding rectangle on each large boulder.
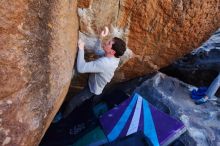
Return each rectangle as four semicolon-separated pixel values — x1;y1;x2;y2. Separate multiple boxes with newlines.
77;0;220;81
0;0;78;145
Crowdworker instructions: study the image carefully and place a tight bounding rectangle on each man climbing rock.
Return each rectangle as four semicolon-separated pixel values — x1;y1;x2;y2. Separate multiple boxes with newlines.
60;27;126;119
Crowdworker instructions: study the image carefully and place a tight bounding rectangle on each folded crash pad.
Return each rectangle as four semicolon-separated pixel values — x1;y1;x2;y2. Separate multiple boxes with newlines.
99;93;186;146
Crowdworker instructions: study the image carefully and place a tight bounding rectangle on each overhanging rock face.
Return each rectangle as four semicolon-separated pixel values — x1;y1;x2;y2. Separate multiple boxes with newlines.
77;0;220;81
0;0;78;145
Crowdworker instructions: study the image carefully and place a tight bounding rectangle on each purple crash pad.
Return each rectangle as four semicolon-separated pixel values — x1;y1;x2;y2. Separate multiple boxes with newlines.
99;93;186;146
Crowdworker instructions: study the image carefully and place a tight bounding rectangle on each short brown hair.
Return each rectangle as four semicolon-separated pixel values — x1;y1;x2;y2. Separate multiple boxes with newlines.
112;37;126;58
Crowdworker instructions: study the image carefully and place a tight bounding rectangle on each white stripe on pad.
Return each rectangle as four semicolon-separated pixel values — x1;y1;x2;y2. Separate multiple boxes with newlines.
126;96;142;136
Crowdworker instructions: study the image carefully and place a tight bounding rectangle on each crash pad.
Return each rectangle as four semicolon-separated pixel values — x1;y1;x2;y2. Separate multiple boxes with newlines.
103;131;153;146
99;93;186;146
71;126;108;146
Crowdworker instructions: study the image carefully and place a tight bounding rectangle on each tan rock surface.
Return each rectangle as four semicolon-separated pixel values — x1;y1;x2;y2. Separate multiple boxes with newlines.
0;0;78;145
78;0;220;81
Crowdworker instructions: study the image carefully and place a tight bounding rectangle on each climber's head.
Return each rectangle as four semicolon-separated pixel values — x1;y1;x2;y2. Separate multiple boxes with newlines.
103;37;126;58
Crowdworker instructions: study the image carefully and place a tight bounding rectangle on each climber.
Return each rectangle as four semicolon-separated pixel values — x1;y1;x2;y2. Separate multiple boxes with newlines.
53;27;126;122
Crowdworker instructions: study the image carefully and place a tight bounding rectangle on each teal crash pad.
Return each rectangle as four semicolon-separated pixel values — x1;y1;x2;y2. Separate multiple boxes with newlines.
93;102;108;118
71;127;108;146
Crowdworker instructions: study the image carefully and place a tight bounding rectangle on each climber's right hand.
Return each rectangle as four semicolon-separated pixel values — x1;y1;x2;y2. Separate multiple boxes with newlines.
100;26;109;37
